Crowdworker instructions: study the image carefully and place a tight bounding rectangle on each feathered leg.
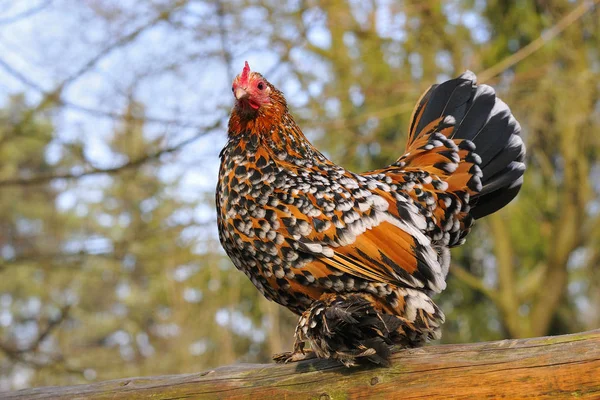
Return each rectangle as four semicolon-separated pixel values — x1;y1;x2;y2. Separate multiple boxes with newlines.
274;289;444;367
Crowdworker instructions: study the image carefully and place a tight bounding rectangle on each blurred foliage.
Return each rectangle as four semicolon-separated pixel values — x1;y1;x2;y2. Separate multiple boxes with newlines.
0;0;598;391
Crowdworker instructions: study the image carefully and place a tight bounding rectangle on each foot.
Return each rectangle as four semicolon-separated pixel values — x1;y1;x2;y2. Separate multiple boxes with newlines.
273;348;316;363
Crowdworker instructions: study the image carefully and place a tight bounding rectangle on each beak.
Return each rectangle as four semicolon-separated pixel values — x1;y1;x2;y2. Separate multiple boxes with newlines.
235;87;248;100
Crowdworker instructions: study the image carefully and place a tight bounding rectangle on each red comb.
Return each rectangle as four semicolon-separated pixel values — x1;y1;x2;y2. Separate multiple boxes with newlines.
240;61;250;84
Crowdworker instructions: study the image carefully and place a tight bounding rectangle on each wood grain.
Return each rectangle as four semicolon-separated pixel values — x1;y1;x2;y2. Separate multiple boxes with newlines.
5;330;600;399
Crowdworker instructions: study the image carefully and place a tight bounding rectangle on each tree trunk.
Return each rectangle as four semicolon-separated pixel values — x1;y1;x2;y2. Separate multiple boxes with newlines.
6;330;600;399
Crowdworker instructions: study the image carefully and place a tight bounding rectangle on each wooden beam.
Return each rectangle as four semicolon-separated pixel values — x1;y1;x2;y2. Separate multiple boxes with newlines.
6;330;600;399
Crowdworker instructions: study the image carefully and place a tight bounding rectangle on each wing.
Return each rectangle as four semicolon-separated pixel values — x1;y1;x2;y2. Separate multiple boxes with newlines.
252;157;449;294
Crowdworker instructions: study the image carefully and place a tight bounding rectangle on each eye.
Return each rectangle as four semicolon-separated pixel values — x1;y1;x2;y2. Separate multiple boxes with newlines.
232;86;235;92
257;82;264;90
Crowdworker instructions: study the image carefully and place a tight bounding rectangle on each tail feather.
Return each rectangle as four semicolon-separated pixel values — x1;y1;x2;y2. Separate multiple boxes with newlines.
408;73;474;144
480;134;525;181
407;71;526;220
472;176;523;220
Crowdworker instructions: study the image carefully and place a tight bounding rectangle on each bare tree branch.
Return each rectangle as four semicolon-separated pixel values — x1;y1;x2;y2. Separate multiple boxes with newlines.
0;0;208;129
0;1;53;25
0;53;224;128
0;303;84;376
57;2;189;91
478;0;600;83
0;305;70;360
216;0;234;80
0;119;223;187
63;101;225;129
0;56;46;92
450;263;499;303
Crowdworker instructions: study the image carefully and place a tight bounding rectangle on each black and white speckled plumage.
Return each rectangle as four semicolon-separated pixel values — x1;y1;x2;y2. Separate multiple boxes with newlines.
217;66;525;366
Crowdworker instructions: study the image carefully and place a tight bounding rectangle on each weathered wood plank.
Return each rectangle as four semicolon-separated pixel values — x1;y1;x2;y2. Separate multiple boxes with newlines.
5;330;600;399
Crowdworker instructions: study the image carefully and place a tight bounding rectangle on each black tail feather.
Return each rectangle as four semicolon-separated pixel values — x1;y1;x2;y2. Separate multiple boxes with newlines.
409;71;526;219
472;176;524;219
479;134;525;181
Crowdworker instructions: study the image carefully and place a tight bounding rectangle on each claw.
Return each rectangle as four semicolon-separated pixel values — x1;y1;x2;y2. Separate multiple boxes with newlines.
273;349;315;364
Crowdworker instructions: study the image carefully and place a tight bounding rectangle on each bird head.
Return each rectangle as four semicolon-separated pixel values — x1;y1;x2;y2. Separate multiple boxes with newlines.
232;62;275;115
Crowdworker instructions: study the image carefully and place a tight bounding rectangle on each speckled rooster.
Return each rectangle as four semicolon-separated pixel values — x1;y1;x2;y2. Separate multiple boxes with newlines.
217;62;525;366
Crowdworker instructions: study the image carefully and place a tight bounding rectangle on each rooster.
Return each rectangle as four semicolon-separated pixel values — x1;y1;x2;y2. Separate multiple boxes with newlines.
217;62;525;366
